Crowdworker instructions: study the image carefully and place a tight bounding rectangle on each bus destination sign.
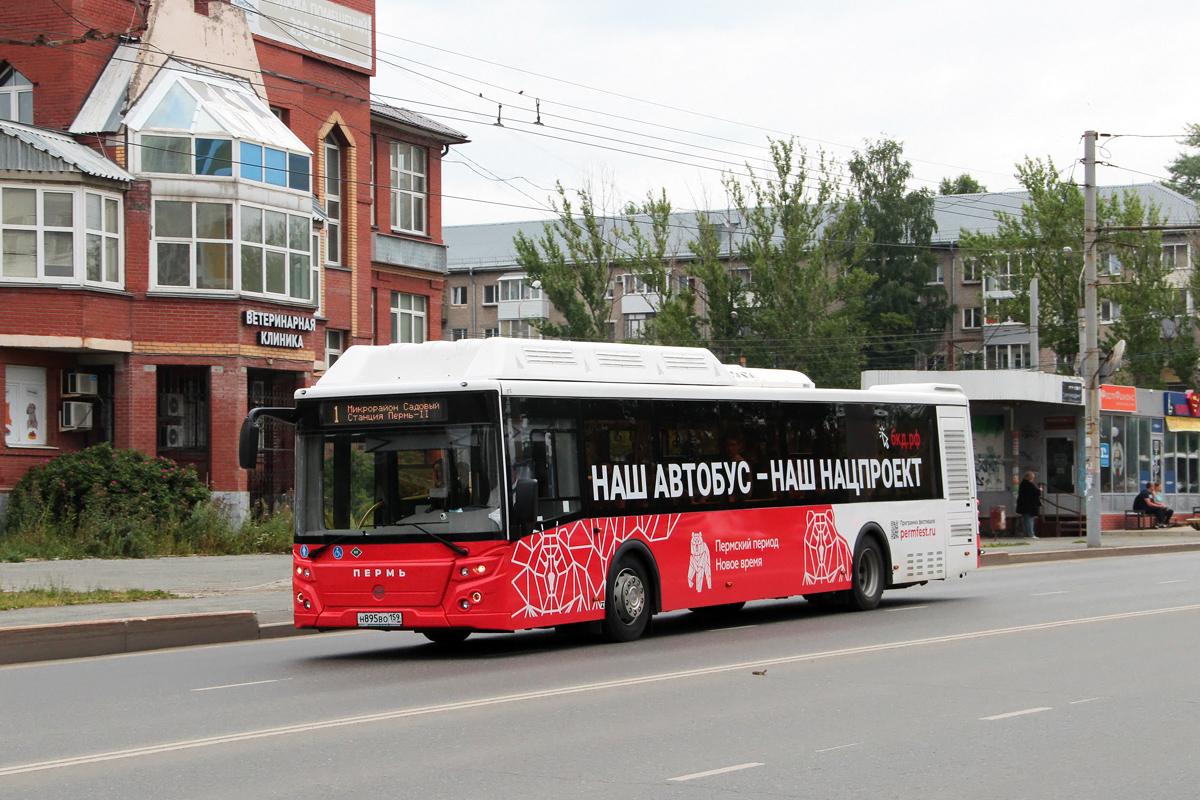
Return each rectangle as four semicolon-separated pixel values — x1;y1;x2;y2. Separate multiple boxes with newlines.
323;397;447;425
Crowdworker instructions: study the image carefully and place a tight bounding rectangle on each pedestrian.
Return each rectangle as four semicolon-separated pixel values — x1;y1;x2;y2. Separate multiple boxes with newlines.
1152;482;1174;528
1134;482;1173;528
1016;471;1041;539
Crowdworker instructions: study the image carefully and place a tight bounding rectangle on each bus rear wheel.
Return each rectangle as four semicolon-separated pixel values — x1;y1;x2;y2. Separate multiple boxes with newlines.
602;556;652;642
848;535;885;611
421;629;471;645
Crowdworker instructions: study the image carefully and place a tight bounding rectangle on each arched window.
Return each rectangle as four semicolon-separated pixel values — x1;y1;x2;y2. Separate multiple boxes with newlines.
0;66;33;124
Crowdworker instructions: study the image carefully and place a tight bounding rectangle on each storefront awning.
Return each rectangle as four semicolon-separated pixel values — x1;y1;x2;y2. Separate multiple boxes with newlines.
1165;417;1200;432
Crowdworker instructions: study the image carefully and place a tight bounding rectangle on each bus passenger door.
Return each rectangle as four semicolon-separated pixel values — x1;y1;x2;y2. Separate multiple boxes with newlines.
937;407;978;576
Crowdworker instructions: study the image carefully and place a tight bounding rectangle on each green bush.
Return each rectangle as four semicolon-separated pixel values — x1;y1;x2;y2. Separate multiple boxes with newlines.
4;443;209;533
0;444;292;560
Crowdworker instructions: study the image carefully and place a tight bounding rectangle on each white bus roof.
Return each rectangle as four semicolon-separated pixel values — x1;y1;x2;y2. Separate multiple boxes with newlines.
307;339;966;405
317;339;815;388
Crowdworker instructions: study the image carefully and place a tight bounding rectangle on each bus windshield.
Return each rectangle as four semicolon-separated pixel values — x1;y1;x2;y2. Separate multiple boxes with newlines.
297;420;504;542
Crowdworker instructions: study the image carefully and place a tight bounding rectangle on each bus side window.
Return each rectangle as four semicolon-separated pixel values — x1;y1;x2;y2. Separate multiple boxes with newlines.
505;397;584;525
582;398;652;513
721;401;778;502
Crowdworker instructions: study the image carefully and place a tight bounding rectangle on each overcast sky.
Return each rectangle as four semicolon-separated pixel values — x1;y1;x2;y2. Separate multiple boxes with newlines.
375;0;1200;227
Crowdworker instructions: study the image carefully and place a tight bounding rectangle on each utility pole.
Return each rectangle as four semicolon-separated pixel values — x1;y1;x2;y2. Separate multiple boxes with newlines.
1083;132;1102;548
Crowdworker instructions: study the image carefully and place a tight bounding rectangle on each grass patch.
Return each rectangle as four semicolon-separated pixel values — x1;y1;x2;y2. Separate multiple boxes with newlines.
980;541;1030;548
0;587;177;611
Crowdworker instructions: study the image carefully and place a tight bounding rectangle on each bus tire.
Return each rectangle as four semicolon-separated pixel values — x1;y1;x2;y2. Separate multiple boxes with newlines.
601;555;652;642
848;535;885;612
421;629;471;645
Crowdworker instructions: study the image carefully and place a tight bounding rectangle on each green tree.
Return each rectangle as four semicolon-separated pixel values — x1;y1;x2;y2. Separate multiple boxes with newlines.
959;157;1084;371
939;174;988;195
1103;191;1198;387
842;139;952;370
513;183;621;341
687;211;746;361
961;157;1185;380
623;190;705;346
724;138;874;387
1164;123;1200;202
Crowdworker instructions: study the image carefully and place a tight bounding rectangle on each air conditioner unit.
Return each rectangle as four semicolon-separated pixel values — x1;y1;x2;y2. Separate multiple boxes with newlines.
60;401;94;431
65;372;99;396
162;393;186;416
165;424;185;448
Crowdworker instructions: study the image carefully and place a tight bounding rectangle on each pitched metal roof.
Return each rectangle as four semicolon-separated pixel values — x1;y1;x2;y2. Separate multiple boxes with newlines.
370;101;468;144
0;120;132;183
444;185;1200;271
70;42;140;135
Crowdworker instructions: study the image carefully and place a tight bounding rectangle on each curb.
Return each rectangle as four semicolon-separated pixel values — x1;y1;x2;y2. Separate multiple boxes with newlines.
0;611;320;666
980;541;1200;567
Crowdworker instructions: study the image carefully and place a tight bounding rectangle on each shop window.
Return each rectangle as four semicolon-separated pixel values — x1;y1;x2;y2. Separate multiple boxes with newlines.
0;66;33;124
1;186;122;288
391;291;427;343
390;142;427;234
4;365;47;446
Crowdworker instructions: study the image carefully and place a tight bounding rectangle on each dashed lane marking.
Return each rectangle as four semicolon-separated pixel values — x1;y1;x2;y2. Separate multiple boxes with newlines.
815;742;861;753
668;762;764;782
981;707;1052;721
192;679;287;692
3;603;1198;778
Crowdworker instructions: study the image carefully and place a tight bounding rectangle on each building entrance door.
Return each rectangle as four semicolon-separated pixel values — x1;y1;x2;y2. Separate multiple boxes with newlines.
1045;437;1075;494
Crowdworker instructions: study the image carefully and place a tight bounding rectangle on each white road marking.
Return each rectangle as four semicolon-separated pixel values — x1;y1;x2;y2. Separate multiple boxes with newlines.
668;762;763;782
1157;580;1185;585
3;602;1198;778
1033;591;1068;596
815;742;861;753
192;679;285;692
1070;697;1103;705
886;605;928;612
711;624;758;631
981;707;1052;721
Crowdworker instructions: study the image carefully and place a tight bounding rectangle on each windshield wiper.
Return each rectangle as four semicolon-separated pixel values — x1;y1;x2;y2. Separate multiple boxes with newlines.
407;522;469;556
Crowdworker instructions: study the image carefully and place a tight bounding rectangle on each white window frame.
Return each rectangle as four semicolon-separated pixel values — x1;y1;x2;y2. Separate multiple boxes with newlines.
985;343;1031;370
151;199;312;300
1099;253;1122;277
985;254;1019;293
4;365;47;446
1;185;123;288
390;142;427;235
325;329;344;367
391;291;427;343
499;277;541;301
962;307;983;330
0;66;33;124
325;139;341;267
499;319;539;339
451;328;468;341
1100;299;1120;323
929;261;944;284
625;312;651;339
450;285;469;306
481;284;498;306
960;257;982;283
483;327;499;338
1163;243;1190;271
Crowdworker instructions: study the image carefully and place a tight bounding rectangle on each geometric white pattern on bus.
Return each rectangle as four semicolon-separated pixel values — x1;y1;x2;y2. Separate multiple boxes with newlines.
803;508;852;585
509;514;681;619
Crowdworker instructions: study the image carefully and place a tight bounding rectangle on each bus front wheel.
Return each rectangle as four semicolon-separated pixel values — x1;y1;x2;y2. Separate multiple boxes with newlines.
602;556;652;642
847;535;885;611
421;629;471;645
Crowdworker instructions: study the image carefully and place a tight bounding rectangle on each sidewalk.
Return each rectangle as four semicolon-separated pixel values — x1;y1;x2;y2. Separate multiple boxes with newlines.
3;528;1200;665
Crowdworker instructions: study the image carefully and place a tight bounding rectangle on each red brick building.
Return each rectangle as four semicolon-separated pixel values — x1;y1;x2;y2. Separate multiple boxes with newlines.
0;0;467;519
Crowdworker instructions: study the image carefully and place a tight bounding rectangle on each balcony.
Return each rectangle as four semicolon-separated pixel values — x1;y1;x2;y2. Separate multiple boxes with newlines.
372;232;447;274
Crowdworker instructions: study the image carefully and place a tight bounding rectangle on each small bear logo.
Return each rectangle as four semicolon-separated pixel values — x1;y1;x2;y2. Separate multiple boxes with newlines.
686;531;711;593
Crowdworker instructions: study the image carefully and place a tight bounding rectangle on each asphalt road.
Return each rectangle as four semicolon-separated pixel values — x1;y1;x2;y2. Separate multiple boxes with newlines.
2;554;1198;799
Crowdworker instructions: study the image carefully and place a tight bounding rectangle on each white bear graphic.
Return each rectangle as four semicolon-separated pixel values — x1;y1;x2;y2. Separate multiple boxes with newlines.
686;532;711;592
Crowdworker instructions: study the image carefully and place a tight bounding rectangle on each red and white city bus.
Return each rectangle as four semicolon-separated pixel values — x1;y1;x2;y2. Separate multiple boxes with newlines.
240;339;978;643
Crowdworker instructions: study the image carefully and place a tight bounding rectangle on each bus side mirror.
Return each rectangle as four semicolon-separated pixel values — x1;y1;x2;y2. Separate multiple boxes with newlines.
239;417;260;470
513;478;538;524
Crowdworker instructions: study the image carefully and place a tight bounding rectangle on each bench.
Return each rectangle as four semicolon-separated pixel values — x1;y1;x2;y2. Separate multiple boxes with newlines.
1124;509;1155;530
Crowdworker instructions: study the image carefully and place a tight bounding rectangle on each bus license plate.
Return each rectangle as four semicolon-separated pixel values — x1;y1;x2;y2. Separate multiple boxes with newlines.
357;612;403;627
